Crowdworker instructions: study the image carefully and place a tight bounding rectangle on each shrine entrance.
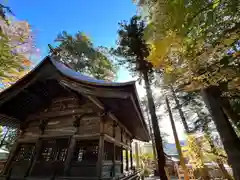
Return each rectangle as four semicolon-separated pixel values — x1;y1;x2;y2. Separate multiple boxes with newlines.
31;138;69;177
69;140;99;177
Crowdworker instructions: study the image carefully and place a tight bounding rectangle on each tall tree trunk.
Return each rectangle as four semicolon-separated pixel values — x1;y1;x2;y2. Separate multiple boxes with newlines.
143;71;168;180
204;126;233;180
165;96;190;180
216;159;233;180
170;86;190;133
171;86;210;179
146;110;158;168
201;87;240;180
220;97;240;129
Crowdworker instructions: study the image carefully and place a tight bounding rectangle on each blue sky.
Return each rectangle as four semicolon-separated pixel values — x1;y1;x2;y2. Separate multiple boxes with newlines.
6;0;135;82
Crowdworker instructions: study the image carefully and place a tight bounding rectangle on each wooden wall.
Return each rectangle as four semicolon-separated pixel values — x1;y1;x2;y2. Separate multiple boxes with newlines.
20;92;132;146
23;94;101;138
104;116;113;137
104;117;132;148
115;125;121;142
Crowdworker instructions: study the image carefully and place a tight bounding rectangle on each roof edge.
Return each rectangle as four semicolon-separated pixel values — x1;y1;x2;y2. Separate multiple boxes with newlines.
131;83;150;141
0;56;50;105
49;56;137;87
0;56;138;104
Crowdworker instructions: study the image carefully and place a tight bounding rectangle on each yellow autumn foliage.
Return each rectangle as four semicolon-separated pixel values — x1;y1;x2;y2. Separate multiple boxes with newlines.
23;58;32;66
1;69;29;87
183;135;206;169
141;0;240;97
148;31;182;69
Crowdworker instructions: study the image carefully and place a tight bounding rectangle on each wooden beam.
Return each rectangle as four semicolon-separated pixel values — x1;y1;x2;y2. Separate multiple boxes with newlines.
104;134;129;150
86;95;132;137
18;137;38;143
27;108;94;121
40;133;73;138
60;80;130;99
87;95;104;109
73;133;100;140
109;113;132;138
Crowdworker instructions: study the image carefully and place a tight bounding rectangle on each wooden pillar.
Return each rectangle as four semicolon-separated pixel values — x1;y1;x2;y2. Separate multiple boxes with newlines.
112;122;116;177
64;136;76;176
3;122;28;175
25;139;42;177
125;149;129;172
130;143;133;170
97;136;104;178
28;139;43;176
112;144;116;177
97;111;106;178
120;146;123;174
3;141;19;175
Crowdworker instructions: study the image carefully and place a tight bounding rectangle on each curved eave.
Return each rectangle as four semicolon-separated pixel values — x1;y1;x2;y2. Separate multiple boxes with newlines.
0;56;51;105
0;56;133;104
132;85;150;141
49;56;136;88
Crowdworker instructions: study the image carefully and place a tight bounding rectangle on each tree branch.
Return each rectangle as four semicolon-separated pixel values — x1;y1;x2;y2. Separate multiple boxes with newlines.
185;0;221;35
204;149;227;159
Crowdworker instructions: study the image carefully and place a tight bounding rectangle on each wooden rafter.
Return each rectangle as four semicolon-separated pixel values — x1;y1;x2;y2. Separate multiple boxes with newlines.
59;79;130;99
86;95;132;138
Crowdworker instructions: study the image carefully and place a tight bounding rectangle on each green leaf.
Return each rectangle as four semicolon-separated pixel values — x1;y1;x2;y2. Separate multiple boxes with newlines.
230;0;238;13
212;0;220;9
207;11;214;25
52;31;117;80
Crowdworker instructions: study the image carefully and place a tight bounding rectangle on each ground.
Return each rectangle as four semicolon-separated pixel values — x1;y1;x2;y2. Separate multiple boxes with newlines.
145;176;178;180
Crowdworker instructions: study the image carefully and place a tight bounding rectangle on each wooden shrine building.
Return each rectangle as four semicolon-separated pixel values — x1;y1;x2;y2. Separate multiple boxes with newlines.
0;56;149;180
